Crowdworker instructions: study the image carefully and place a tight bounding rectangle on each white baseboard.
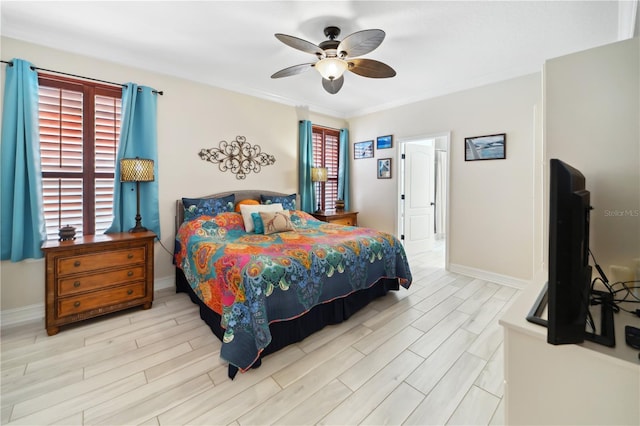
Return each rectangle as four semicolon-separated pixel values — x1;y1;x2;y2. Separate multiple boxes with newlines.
1;275;176;329
448;263;530;290
0;303;43;328
155;274;175;291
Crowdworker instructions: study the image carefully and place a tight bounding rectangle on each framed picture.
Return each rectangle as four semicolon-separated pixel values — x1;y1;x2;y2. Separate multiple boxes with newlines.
464;133;506;161
377;158;392;179
354;140;374;159
376;135;393;149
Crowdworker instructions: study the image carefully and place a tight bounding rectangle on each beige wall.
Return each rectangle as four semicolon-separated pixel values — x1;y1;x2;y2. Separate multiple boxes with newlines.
543;37;640;277
0;36;346;314
348;73;542;284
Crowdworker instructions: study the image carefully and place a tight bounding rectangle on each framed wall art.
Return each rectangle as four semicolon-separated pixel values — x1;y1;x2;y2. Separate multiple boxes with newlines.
354;140;374;159
376;135;393;149
377;158;391;179
464;133;506;161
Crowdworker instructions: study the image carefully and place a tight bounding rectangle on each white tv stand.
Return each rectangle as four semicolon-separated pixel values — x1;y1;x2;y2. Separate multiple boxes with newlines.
500;281;640;425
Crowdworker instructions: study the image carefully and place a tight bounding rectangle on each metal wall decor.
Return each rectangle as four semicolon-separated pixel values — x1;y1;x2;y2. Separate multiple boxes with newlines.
199;136;276;179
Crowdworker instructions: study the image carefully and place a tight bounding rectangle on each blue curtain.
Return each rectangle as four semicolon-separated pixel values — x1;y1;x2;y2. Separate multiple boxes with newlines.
338;128;351;211
1;59;47;261
297;120;315;212
106;84;160;238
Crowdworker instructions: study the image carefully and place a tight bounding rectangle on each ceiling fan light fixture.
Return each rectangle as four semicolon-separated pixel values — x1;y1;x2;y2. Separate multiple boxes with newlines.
273;26;394;94
315;57;348;80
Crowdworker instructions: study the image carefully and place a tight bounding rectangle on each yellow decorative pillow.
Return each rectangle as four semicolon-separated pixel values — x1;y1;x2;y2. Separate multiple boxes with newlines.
259;210;295;234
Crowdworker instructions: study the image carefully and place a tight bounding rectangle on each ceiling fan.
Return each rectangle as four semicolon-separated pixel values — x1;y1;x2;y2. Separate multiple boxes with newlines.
271;26;396;94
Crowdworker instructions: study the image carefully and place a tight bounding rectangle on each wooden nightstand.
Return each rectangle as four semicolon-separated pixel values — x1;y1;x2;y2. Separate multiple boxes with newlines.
42;231;155;336
311;210;358;226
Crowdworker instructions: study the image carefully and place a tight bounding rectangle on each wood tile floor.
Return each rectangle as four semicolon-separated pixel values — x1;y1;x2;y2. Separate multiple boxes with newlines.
1;246;519;425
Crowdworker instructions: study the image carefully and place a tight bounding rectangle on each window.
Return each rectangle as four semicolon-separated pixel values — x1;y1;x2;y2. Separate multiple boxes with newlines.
312;126;340;211
38;74;122;240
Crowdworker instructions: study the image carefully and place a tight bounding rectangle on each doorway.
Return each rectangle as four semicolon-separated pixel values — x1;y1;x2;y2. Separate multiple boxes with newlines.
398;133;449;264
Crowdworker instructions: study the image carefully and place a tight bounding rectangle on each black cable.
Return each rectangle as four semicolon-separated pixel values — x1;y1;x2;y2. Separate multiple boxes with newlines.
589;248;611;286
615;304;640;315
590;281;640;317
591;276;614;295
610;281;640;300
156;238;175;257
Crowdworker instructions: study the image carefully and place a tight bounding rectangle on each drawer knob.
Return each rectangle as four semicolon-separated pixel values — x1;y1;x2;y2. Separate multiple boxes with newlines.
127;253;134;259
127;289;134;295
127;271;134;277
74;260;81;267
73;281;81;288
74;301;81;308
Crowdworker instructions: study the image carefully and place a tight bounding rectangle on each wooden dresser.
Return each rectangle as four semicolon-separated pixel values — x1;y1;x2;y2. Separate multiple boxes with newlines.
311;210;358;226
42;231;155;336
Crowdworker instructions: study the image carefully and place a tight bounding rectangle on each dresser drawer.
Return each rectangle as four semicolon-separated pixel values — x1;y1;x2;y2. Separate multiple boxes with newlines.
57;247;146;275
311;211;358;227
57;281;147;318
58;265;146;296
330;217;355;226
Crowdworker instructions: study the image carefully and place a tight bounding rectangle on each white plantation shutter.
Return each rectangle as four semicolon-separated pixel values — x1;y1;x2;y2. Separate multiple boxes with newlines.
39;85;83;172
312;127;340;210
94;94;121;233
95;178;115;232
41;178;84;237
38;75;121;239
39;83;84;238
324;132;339;209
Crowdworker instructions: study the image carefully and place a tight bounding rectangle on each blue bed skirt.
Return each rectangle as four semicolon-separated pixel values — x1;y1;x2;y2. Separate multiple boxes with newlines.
175;267;400;378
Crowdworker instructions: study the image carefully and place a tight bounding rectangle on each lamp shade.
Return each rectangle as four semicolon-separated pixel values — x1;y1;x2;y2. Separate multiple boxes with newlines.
311;167;328;182
315;58;348;80
120;158;154;182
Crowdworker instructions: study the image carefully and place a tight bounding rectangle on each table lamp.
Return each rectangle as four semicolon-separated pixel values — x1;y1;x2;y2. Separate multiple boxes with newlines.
120;157;154;233
311;167;328;212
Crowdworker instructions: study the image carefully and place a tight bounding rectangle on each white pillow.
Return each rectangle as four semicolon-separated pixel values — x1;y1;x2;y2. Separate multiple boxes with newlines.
239;203;283;232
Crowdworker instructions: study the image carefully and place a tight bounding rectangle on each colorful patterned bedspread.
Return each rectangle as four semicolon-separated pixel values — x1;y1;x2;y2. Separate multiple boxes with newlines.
174;210;412;372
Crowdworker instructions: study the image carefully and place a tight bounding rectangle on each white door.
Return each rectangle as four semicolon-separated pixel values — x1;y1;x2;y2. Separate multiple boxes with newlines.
402;141;435;254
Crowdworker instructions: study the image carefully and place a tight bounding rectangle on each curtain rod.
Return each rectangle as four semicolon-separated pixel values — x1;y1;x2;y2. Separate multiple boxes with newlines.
300;121;341;132
1;59;163;95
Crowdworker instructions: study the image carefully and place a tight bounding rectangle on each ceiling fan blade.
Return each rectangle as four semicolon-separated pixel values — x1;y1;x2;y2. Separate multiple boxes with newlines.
337;29;385;58
271;63;315;79
322;76;344;94
348;58;396;78
275;33;324;56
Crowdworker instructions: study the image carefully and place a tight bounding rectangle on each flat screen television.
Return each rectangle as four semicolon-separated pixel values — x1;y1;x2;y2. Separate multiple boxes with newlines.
527;158;615;346
547;158;593;344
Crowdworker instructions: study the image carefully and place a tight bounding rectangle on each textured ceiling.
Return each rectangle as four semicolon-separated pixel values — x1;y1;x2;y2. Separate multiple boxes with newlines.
1;1;635;118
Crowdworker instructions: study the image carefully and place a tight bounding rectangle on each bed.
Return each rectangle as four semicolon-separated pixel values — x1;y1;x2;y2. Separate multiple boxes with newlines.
174;190;412;379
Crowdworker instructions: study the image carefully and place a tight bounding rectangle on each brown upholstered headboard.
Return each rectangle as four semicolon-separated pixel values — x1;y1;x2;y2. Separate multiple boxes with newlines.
175;190;298;234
